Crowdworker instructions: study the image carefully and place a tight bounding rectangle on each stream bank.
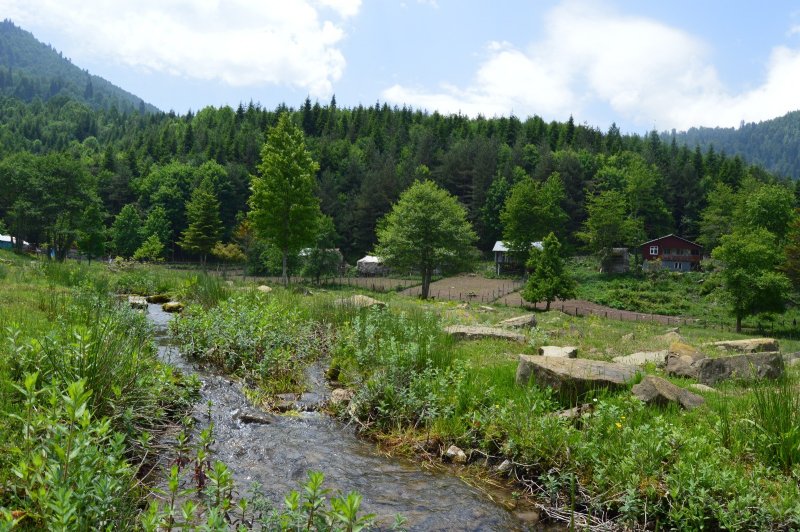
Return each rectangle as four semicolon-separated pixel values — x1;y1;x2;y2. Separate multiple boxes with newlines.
149;303;548;530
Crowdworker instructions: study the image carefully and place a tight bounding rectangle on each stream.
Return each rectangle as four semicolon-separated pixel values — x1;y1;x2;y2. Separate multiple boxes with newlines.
148;303;547;531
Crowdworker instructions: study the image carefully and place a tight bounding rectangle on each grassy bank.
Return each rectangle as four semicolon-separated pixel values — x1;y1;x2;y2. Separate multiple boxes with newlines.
170;277;800;529
0;252;199;528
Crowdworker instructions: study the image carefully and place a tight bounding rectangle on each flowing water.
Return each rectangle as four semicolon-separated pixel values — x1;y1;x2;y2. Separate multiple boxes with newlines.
149;303;549;531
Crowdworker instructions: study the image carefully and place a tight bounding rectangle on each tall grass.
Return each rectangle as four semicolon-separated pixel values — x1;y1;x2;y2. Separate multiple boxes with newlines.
750;375;800;472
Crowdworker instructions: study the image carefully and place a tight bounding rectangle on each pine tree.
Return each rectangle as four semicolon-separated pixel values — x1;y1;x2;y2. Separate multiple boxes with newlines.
249;114;321;284
178;179;222;267
522;232;575;310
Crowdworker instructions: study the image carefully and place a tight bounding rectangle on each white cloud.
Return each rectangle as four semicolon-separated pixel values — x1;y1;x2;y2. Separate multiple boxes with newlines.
382;0;800;130
1;0;361;97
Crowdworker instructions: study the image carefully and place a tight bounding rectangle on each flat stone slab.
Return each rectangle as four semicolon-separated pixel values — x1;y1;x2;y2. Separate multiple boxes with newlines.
632;375;705;410
613;350;668;368
146;294;170;304
334;294;386;308
539;345;578;358
498;314;538;329
709;338;778;353
516;355;638;399
445;325;526;343
697;352;784;385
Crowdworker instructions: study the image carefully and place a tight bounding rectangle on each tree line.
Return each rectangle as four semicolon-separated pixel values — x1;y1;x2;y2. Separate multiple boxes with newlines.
1;92;799;274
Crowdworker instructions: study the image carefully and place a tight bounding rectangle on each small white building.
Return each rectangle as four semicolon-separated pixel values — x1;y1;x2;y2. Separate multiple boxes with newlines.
356;255;388;276
0;234;29;251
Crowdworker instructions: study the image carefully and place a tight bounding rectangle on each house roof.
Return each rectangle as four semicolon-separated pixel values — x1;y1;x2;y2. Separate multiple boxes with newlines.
357;255;383;264
492;241;543;252
640;234;701;248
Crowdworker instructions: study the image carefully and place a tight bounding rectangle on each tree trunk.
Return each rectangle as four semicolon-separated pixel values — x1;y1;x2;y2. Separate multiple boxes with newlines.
421;268;431;299
546;300;551;311
736;315;742;333
281;250;288;286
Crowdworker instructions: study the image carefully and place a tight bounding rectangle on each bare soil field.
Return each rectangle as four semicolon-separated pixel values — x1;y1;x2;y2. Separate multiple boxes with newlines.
400;274;524;303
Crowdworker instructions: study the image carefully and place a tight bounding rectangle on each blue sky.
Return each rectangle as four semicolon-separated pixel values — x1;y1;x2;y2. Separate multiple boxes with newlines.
3;0;800;134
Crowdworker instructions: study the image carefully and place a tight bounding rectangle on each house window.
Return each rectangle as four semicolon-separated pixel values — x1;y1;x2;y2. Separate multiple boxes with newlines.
649;245;659;256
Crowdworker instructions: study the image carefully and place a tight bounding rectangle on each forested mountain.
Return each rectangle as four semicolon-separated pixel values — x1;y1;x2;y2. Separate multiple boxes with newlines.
0;20;157;114
669;110;800;179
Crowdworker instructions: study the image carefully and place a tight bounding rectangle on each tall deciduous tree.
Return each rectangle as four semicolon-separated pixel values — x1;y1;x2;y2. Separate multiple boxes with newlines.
375;180;477;299
500;171;567;263
712;228;790;332
249;114;321;284
578;190;644;272
522;232;575;310
179;179;222;267
301;215;341;284
110;204;142;258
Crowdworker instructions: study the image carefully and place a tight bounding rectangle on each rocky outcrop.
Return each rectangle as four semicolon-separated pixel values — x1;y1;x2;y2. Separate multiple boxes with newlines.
785;352;800;367
498;314;538;329
665;342;706;379
613;350;668;368
256;285;272;293
632;376;705;410
128;295;147;309
162;301;184;313
444;325;526;343
696;352;784;385
709;338;778;354
334;294;386;308
516;356;638;399
445;445;467;464
655;330;686;344
146;294;171;304
538;345;578;358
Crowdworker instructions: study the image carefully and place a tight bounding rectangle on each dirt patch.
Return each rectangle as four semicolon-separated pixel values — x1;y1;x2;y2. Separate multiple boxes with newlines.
401;274;523;303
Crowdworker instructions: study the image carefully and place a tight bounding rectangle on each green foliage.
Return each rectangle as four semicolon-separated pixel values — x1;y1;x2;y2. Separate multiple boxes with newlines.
521;233;575;310
249;113;321;282
301;215;342;283
500;171;567;262
178;178;222;265
171;293;329;392
375;180;477;299
140;205;172;250
132;234;165;262
578;190;644;271
711;228;790;331
750;377;800;472
110;204;142;258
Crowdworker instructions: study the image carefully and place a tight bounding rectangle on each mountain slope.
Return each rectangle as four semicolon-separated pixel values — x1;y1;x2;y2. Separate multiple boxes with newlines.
0;19;159;113
669;110;800;179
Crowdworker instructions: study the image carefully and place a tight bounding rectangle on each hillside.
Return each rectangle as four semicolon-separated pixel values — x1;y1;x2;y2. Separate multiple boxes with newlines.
668;110;800;179
0;19;158;114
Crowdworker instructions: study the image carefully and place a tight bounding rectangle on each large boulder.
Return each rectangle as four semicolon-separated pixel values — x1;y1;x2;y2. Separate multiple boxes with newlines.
444;325;526;343
498;314;538;329
709;338;779;354
665;342;706;379
613;350;669;368
256;285;272;293
538;345;578;358
128;295;147;310
516;356;638;401
696;352;785;385
146;294;171;304
655;330;686;344
632;376;705;410
334;294;386;308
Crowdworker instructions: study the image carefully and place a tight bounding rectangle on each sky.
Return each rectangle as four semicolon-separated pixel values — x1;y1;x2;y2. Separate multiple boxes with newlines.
3;0;800;134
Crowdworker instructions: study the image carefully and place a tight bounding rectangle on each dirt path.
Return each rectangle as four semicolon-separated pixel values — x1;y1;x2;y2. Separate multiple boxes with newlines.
494;292;697;326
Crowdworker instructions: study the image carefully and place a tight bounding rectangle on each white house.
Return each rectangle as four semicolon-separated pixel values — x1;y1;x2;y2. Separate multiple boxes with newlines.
492;241;542;275
356;255;388;276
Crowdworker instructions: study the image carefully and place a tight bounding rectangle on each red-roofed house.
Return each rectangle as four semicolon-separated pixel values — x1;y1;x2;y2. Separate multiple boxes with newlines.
641;234;702;272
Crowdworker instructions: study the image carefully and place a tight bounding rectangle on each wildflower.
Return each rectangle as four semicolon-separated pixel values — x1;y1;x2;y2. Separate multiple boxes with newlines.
615;422;622;429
